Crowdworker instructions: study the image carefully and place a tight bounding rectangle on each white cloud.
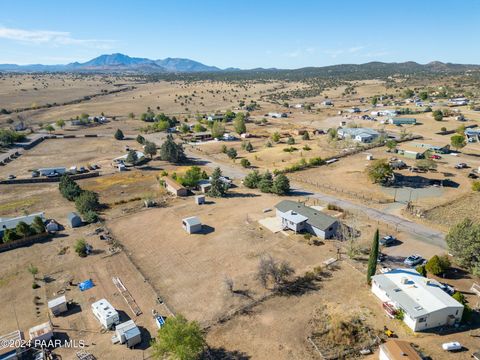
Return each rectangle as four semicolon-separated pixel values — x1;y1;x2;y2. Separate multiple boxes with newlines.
0;26;115;49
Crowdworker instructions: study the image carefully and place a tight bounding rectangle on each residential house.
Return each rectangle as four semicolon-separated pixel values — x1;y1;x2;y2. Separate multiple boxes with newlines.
465;128;480;142
0;212;45;238
38;167;67;176
389;117;417;125
29;321;53;344
412;142;450;154
191;131;213;141
371;268;463;332
163;177;188;197
337;128;380;143
267;112;288;118
379;340;422;360
396;144;426;159
207;113;224;122
371;110;397;117
182;216;202;234
274;200;339;239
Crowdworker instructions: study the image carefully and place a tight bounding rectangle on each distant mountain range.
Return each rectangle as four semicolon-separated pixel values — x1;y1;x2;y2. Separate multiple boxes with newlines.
0;53;224;73
0;53;479;76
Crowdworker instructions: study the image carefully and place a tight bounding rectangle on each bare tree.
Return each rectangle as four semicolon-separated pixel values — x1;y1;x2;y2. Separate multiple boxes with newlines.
256;254;295;289
223;275;234;294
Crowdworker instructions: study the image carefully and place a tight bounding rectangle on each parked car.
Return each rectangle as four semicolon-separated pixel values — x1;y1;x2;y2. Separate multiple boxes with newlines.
7;174;16;180
31;171;39;178
430;154;442;160
442;342;462;351
380;235;396;247
455;163;468;169
377;252;387;263
404;254;425;266
468;172;478;179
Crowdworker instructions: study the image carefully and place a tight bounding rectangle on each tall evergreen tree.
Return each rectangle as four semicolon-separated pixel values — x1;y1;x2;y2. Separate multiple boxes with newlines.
367;229;379;284
208;167;227;197
160;134;186;163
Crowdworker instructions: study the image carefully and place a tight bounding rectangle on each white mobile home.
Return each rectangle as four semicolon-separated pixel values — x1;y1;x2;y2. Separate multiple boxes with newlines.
38;167;66;176
337;128;380;143
0;212;45;239
371;268;463;332
112;320;142;348
91;299;120;329
274;200;339;239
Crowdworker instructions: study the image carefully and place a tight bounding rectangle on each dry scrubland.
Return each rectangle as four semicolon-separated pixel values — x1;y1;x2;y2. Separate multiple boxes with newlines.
1;74;480;359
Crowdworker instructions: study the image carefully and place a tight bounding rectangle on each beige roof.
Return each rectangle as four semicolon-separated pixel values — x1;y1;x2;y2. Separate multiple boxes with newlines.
380;340;422;360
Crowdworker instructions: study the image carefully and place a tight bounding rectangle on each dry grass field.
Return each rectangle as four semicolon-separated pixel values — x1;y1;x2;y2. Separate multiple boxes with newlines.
1;73;480;359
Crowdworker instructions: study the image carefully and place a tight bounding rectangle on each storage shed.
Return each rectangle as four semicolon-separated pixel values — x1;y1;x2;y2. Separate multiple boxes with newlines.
48;295;68;316
163;177;188;197
195;195;205;205
29;321;53;344
91;299;120;329
182;217;202;234
45;220;59;233
112;320;142;348
67;212;82;228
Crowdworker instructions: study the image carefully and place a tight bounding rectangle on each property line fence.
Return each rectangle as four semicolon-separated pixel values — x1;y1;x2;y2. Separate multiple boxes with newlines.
0;232;49;253
0;171;100;184
291;177;394;205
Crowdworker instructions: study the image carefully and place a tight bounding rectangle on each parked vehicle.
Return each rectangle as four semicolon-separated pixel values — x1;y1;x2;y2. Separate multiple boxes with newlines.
442;342;462;351
430;154;442;160
404;254;424;266
7;174;16;180
455;163;468;169
468;172;478;179
380;235;396;247
377;252;387;263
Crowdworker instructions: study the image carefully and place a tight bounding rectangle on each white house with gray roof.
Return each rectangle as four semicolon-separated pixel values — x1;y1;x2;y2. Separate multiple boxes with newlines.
274;200;339;239
337;127;380;143
0;212;45;238
371;268;463;332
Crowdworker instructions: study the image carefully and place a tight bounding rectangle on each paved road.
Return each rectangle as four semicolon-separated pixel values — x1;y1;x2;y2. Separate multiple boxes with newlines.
186;149;446;248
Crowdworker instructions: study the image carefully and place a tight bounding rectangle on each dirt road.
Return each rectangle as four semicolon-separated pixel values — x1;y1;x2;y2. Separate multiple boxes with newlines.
186;149;447;248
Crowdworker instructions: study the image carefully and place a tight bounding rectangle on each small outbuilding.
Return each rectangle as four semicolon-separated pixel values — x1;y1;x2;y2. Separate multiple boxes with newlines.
197;179;212;193
67;212;82;228
182;217;202;234
29;321;53;344
48;295;68;316
45;220;60;233
163;177;188;197
379;340;421;360
112;320;142;348
195;195;205;205
91;298;120;329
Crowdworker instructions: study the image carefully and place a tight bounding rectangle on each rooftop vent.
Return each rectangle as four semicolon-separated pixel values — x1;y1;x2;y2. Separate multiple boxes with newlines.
400;277;408;284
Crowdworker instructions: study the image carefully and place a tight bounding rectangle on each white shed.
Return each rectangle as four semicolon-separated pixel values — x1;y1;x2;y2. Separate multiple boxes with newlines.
195;195;205;205
48;295;68;316
112;320;142;348
91;299;120;329
182;217;202;234
45;220;60;233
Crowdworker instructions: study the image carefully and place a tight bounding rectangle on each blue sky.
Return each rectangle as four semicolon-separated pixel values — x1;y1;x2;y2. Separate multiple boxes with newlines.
1;0;479;68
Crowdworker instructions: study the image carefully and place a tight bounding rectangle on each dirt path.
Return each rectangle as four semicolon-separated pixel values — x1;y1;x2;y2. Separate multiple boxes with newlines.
185;149;447;248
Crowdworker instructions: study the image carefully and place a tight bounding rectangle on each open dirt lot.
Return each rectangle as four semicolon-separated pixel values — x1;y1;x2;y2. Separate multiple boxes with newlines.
0;222;163;360
107;189;345;325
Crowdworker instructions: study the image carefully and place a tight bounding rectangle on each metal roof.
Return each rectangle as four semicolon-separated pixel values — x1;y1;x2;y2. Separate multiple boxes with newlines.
372;268;463;319
183;216;201;226
275;200;338;231
0;212;45;231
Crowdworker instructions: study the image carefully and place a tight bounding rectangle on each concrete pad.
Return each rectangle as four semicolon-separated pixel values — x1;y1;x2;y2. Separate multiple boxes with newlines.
259;216;283;233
